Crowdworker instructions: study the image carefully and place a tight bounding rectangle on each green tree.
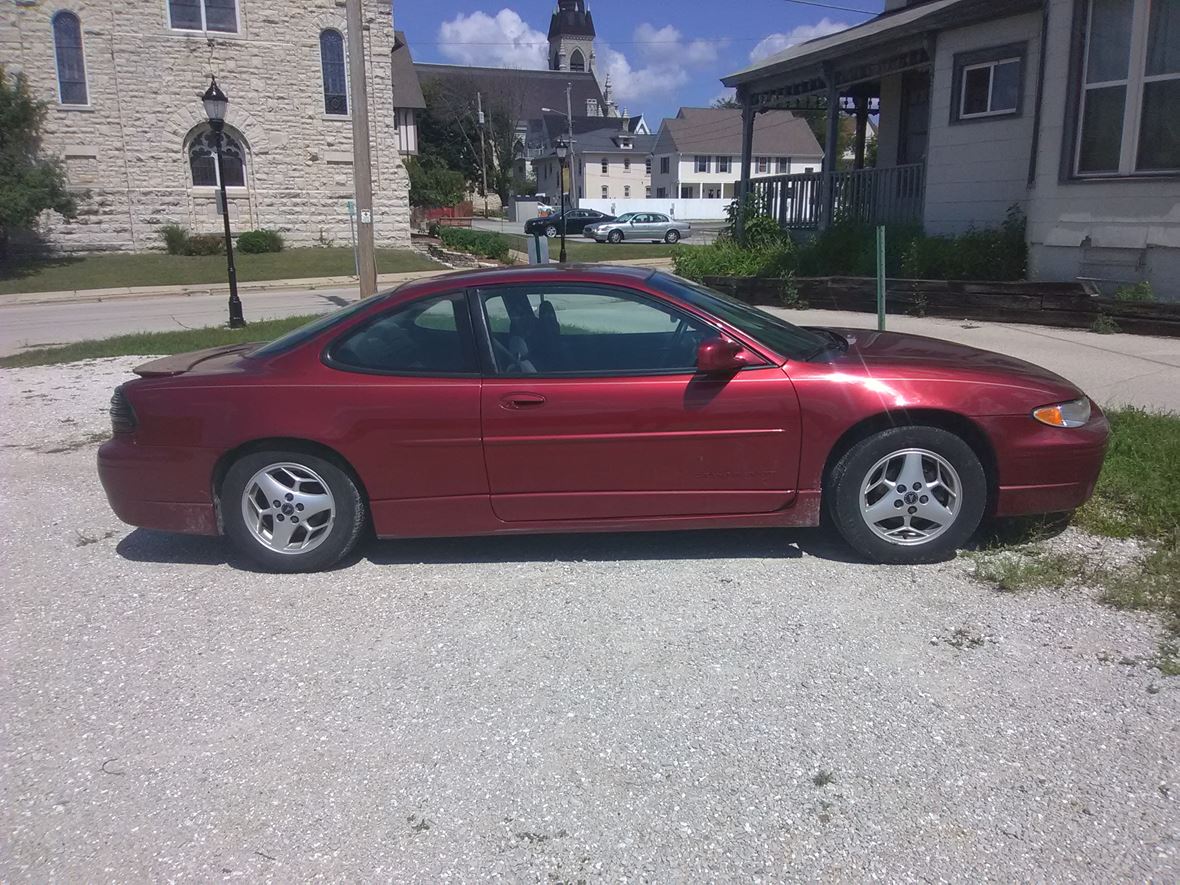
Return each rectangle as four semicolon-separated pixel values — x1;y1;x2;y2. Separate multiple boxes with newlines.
0;66;78;257
406;155;467;209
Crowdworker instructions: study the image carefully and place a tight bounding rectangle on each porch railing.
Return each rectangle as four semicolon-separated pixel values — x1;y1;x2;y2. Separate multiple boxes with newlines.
748;162;926;230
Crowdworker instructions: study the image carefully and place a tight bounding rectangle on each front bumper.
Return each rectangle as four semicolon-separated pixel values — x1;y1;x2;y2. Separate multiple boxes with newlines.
98;438;220;536
977;411;1111;516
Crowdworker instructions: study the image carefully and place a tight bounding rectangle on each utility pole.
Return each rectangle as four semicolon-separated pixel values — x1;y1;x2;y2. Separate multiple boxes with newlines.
345;0;377;299
565;82;575;204
476;91;489;218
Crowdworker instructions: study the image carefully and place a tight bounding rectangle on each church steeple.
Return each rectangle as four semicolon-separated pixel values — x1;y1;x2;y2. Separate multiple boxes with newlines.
548;1;596;74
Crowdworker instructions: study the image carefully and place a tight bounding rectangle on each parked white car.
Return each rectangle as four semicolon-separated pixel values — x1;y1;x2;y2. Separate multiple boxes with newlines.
585;212;692;244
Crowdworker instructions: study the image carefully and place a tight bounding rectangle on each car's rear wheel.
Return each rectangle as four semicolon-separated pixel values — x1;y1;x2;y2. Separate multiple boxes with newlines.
222;450;365;573
545;224;558;238
827;427;987;564
608;230;624;244
665;230;681;244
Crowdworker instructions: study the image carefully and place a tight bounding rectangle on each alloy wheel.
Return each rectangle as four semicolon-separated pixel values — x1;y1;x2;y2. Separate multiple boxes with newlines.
240;462;336;555
859;448;962;546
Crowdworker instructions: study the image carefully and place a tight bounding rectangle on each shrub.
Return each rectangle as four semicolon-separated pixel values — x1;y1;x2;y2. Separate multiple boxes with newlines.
434;225;511;262
237;229;284;253
673;239;796;282
796;222;924;277
900;208;1027;281
184;233;224;256
1115;280;1154;302
161;223;189;255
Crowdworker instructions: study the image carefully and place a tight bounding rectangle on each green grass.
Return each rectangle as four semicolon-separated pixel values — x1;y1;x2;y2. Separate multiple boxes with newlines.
971;548;1094;592
0;314;320;368
0;248;439;295
507;235;679;262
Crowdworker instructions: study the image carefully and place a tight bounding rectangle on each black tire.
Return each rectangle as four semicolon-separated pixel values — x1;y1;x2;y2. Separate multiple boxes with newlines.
545;224;559;238
665;230;681;244
222;449;366;573
826;426;987;564
608;229;624;244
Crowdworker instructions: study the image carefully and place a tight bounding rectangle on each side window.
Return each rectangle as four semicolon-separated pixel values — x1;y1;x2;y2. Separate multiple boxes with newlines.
327;293;476;375
478;285;714;376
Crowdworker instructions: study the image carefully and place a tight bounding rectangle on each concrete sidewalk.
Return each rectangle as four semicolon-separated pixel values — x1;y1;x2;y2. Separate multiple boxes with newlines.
768;307;1180;412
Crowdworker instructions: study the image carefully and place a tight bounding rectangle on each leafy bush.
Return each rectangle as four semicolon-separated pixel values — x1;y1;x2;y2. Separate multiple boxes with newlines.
237;229;284;253
408;155;467;210
900;208;1027;281
1115;280;1154;302
796;222;923;277
161;223;189;255
433;225;511;262
673;239;796;281
184;233;224;256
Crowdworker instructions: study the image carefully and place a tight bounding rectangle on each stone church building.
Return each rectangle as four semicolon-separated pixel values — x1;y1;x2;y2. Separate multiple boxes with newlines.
2;0;413;252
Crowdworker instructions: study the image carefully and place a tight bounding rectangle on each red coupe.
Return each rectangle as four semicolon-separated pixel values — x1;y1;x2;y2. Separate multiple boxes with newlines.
98;266;1109;572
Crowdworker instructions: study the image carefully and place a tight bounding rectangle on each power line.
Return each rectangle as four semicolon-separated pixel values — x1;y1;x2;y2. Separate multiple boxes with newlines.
783;0;878;14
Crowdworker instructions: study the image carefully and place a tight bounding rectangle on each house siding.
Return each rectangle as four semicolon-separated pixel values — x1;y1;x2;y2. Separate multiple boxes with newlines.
922;11;1042;234
1026;0;1180;297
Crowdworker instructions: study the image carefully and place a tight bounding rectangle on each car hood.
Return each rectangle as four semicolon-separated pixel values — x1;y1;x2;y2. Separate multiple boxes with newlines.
133;342;258;377
817;327;1084;399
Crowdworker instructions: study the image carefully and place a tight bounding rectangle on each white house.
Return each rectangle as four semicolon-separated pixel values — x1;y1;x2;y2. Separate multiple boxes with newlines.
649;108;823;200
723;0;1180;298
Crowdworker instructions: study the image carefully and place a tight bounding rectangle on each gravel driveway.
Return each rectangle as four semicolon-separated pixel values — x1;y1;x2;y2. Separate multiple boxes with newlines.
1;359;1177;881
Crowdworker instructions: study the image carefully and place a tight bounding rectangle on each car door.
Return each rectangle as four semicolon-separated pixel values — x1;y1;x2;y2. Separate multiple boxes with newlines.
628;213;653;238
474;281;802;522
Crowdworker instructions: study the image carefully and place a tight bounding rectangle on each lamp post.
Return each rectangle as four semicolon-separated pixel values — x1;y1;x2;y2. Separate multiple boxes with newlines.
201;76;245;328
555;138;569;263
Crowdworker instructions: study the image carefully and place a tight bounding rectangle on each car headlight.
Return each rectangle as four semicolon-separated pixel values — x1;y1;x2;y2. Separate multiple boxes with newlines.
1032;397;1092;428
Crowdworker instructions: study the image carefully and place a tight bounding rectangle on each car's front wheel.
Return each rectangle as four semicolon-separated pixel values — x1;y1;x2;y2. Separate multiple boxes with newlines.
222;450;365;573
827;427;987;564
665;230;681;244
608;230;624;244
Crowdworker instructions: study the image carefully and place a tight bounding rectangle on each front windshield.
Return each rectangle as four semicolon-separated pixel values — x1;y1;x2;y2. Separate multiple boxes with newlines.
615;213;638;222
250;291;393;357
650;272;828;361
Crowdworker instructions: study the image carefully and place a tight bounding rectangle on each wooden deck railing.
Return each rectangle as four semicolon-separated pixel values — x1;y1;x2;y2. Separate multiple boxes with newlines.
748;163;926;230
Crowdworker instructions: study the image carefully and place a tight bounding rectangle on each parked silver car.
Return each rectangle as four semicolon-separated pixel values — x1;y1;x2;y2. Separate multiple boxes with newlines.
585;212;691;244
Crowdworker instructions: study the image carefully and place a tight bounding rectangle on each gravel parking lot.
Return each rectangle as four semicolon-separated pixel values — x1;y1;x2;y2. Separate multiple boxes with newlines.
1;359;1177;881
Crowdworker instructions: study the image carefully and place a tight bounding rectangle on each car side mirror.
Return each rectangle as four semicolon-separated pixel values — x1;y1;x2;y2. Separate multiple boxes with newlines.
697;337;754;374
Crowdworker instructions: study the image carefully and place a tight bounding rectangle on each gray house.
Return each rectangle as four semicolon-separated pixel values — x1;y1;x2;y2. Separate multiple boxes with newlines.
723;0;1180;298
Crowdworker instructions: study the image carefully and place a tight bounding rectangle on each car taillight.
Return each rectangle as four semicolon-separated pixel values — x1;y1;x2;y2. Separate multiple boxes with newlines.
110;386;137;434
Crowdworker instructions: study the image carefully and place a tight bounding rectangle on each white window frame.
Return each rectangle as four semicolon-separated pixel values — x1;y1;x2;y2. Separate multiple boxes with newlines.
1075;0;1180;176
645;157;652;174
695;154;710;173
717;155;731;174
756;156;769;173
601;185;609;198
624;156;631;172
318;27;350;118
624;185;631;197
601;157;609;174
958;57;1023;119
188;128;248;189
166;0;241;35
51;10;90;108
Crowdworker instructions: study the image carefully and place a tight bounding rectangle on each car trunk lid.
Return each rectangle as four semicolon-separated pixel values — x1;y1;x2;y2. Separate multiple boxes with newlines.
133;343;258;377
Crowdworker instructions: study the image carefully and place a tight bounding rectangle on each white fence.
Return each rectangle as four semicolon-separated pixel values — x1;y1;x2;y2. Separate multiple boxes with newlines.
578;198;733;221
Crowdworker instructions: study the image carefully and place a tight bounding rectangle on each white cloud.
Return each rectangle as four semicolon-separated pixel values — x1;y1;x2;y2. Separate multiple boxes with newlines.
437;9;547;69
633;23;725;67
749;18;850;63
603;23;727;106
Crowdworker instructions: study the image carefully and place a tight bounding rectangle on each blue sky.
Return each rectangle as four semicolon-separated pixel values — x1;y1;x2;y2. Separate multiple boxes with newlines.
393;0;885;124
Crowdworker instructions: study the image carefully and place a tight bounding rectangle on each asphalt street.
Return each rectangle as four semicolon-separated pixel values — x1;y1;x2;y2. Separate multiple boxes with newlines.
1;357;1176;880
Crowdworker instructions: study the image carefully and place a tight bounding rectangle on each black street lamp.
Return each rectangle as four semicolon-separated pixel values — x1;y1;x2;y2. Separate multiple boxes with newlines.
555;138;569;263
202;76;245;328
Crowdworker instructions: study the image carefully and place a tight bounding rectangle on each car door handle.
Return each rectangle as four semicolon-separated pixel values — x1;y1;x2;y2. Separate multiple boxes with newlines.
501;393;547;409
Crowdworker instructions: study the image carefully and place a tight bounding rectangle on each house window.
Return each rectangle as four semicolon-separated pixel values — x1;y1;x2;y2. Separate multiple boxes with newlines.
645;186;652;197
756;157;769;173
601;157;609;173
645;157;652;174
1074;0;1180;175
570;48;586;72
776;157;788;173
656;187;667;198
680;185;694;198
660;156;670;174
188;128;246;187
624;185;631;197
951;43;1025;122
52;12;87;105
601;185;609;198
319;30;348;116
717;156;731;173
695;154;709;172
168;0;238;32
624;156;631;171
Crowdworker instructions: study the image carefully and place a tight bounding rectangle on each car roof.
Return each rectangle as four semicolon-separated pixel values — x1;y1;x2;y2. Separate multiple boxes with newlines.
389;263;658;297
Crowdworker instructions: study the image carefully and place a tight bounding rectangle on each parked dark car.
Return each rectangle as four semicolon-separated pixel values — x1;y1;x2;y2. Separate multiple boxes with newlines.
524;209;614;238
99;265;1109;574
